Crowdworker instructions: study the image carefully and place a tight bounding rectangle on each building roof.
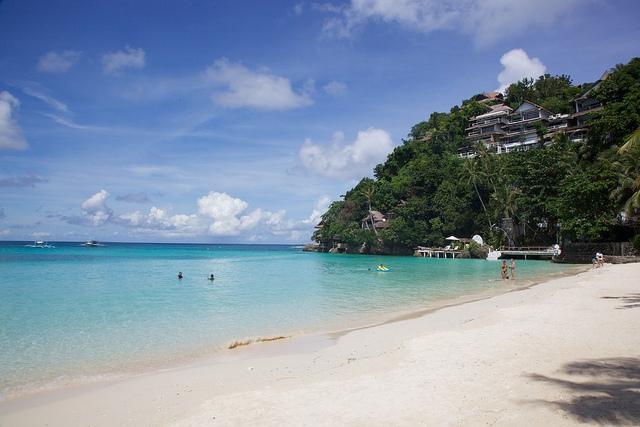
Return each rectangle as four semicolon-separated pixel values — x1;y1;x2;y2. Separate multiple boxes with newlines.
473;104;513;120
513;100;551;114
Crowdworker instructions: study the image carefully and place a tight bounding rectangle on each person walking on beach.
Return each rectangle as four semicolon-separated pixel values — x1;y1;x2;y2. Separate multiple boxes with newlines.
509;259;516;280
500;260;508;280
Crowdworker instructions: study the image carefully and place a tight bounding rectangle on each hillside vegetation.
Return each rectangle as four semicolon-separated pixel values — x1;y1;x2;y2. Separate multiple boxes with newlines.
313;58;640;253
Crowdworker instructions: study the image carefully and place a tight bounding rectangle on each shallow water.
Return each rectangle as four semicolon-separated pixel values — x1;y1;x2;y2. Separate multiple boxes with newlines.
0;241;573;397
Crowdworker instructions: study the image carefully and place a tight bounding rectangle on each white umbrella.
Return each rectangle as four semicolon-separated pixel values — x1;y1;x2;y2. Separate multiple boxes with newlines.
445;236;460;241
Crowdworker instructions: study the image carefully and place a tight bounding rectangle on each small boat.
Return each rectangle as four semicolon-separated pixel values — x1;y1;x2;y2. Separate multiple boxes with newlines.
25;241;55;248
376;265;390;272
81;240;104;247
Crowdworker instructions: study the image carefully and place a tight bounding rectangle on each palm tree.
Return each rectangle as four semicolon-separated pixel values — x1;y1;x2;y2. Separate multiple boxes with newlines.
463;157;493;229
614;128;640;217
618;128;640;154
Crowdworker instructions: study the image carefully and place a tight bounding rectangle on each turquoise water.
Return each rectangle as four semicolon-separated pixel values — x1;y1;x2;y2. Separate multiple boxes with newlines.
0;241;573;397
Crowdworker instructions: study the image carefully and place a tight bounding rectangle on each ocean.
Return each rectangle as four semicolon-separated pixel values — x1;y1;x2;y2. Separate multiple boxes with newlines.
0;241;575;398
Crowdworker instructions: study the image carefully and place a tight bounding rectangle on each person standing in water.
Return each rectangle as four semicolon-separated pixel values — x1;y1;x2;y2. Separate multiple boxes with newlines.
509;259;516;280
500;260;508;280
208;274;215;281
177;272;183;280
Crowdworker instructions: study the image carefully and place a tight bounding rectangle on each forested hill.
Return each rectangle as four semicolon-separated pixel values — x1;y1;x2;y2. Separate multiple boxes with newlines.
313;57;640;254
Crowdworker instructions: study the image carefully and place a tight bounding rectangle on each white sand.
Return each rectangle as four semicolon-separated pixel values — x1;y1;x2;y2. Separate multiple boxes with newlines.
2;263;639;426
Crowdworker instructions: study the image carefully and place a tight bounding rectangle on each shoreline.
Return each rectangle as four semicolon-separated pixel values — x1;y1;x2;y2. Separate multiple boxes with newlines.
0;262;586;402
2;263;629;425
0;262;588;402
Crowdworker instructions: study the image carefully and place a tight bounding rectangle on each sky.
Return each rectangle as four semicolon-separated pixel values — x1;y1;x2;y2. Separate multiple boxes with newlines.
1;0;639;243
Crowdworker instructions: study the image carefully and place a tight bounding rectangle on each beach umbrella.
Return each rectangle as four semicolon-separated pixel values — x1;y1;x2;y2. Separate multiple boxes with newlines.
445;236;460;241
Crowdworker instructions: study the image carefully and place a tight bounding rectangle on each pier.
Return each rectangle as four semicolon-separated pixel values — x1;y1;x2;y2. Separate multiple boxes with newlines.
415;247;463;258
496;246;559;260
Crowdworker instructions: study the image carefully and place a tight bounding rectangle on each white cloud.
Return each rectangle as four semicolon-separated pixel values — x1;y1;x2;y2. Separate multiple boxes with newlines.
205;58;313;110
0;91;28;150
302;196;331;225
65;189;327;242
496;49;547;92
299;128;394;179
197;191;281;236
37;50;81;73
323;0;580;45
81;189;113;226
22;86;69;113
0;229;10;236
102;47;146;75
323;81;347;97
31;231;51;239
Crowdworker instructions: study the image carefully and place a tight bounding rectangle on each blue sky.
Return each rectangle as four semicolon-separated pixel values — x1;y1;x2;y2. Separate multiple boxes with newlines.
1;0;639;243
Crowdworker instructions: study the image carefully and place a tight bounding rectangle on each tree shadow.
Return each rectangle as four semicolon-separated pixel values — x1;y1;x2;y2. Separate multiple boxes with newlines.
528;357;640;425
601;294;640;309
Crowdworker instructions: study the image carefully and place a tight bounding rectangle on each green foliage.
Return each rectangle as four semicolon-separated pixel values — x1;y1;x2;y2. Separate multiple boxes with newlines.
632;234;640;251
505;74;580;112
314;59;640;251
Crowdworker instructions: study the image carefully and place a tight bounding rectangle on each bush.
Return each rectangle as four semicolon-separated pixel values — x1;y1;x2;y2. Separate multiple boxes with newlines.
632;234;640;251
468;241;489;259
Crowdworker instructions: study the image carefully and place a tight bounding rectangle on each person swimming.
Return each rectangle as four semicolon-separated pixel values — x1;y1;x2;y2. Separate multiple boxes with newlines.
177;272;183;280
208;274;215;281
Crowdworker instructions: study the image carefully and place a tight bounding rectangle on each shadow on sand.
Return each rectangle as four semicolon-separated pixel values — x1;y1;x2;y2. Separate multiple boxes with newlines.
601;294;640;309
528;357;640;425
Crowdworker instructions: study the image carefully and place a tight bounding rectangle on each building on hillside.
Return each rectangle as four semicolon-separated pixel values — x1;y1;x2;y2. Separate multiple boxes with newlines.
464;104;513;153
460;71;611;158
361;210;389;231
567;71;610;142
499;101;552;153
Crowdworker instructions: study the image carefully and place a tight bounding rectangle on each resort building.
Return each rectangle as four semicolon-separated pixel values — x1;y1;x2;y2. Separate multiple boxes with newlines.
499;101;551;153
465;104;512;149
361;210;389;231
462;93;604;157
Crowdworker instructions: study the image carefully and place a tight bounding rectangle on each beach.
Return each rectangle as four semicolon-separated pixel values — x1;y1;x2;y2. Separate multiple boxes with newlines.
1;262;638;426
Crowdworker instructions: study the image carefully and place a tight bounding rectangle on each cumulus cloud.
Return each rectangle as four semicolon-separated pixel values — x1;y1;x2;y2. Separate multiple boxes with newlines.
81;189;113;226
323;81;347;97
322;0;580;45
302;196;331;225
196;191;285;236
31;231;50;239
495;48;547;93
0;91;28;150
102;47;146;75
0;174;47;188
37;50;81;73
116;192;150;204
205;58;313;110
299;128;394;179
60;189;327;241
0;228;9;236
22;86;69;113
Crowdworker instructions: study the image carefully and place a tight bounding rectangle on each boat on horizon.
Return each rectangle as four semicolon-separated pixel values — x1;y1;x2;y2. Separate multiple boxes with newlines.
81;240;105;247
25;240;55;248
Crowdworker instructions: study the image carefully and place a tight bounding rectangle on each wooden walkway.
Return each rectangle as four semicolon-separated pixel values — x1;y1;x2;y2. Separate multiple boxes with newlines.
416;247;463;258
498;246;559;259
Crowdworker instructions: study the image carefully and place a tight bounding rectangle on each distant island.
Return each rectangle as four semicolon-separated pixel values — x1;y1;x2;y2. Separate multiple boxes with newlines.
311;58;640;259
